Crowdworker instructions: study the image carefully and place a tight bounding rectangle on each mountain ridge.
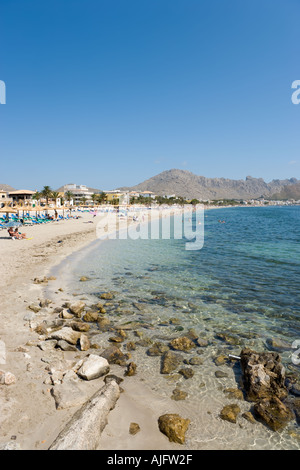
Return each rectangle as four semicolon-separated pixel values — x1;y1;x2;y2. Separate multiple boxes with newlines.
119;169;298;200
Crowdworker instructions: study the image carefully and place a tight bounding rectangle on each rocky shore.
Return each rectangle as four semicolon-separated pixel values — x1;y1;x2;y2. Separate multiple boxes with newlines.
1;272;300;450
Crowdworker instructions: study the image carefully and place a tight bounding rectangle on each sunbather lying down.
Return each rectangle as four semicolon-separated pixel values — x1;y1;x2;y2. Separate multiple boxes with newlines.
8;228;27;239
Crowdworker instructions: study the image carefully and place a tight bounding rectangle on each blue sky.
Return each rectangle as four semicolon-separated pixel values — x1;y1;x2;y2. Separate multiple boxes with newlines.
1;0;300;190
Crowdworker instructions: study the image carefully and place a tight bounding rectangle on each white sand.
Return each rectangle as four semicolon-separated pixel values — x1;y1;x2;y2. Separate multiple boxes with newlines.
0;208;191;450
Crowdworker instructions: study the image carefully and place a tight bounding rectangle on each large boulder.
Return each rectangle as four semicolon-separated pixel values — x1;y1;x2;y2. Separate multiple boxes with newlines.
158;414;190;444
240;348;287;402
254;397;293;431
77;354;110;381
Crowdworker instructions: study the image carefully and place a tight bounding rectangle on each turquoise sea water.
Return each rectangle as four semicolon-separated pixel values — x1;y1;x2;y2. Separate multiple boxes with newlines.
53;206;300;449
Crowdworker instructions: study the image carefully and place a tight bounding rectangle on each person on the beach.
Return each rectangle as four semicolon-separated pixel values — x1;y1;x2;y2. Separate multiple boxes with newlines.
8;227;27;239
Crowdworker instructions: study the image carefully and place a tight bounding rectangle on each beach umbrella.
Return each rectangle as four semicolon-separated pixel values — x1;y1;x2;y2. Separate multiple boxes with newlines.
4;221;22;228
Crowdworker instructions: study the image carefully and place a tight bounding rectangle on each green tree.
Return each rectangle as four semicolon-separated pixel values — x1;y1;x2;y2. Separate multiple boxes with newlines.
41;185;53;205
65;191;74;205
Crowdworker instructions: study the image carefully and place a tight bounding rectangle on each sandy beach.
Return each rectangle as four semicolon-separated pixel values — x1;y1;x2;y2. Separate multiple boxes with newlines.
0;208;190;450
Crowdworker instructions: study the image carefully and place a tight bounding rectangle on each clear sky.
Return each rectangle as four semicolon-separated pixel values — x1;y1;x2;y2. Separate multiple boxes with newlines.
1;0;300;191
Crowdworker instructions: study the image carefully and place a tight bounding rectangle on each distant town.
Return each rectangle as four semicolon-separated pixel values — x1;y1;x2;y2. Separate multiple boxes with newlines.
0;183;299;209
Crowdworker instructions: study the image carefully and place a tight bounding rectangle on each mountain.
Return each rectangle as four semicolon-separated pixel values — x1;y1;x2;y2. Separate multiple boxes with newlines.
119;169;298;200
270;182;300;200
0;184;16;192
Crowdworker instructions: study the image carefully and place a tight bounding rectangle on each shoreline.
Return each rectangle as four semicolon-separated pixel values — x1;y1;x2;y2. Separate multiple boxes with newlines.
0;207;190;450
0;206;299;450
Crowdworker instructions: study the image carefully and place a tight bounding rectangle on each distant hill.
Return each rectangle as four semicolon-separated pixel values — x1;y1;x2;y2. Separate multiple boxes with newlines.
0;184;16;192
119;169;298;200
270;182;300;200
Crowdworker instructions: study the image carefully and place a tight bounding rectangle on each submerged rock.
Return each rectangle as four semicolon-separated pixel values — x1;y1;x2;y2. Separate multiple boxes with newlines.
147;342;169;356
124;362;137;377
129;423;141;435
160;351;182;374
169;336;195;352
158;414;190;444
254;397;293;431
171;388;188;401
220;404;241;423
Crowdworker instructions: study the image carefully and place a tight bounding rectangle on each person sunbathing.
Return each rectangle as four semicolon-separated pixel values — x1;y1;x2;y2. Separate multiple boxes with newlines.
8;227;27;239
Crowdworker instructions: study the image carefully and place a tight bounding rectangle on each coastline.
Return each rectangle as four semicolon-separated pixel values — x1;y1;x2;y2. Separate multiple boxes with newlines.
0;205;299;450
0;207;189;450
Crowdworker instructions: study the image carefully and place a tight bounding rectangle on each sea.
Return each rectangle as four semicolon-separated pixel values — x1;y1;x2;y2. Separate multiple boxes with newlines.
49;205;300;450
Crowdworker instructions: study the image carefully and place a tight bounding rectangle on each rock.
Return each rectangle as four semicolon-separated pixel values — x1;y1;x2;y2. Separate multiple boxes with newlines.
223;388;244;400
79;334;90;351
0;442;22;450
129;423;140;435
104;374;124;385
179;368;194;379
51;379;87;409
49;327;81;345
169;336;195;352
56;340;77;352
161;351;182;374
215;370;228;378
77;354;110;381
60;309;74;319
242;411;256;424
70;321;90;332
158;414;190;444
83;312;99;322
126;342;136;351
216;332;241;346
171;388;188;401
79;276;89;282
147;342;169;356
0;370;16;385
97;317;112;331
196;338;209;347
220;404;241;423
38;340;58;351
100;346;127;365
69;301;86;317
214;355;228;366
28;303;41;313
49;381;120;450
240;348;288;402
39;298;52;308
124;362;137;377
100;292;114;300
266;338;292;353
254;396;293;431
187;356;203;365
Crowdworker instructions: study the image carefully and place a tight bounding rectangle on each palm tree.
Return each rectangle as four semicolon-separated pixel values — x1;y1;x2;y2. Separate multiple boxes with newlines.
65;191;74;206
41;185;53;205
80;196;87;206
32;191;41;206
91;193;99;206
51;191;60;205
97;192;107;205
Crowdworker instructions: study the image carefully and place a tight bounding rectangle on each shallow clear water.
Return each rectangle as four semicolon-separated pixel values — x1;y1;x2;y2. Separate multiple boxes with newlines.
52;206;300;449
